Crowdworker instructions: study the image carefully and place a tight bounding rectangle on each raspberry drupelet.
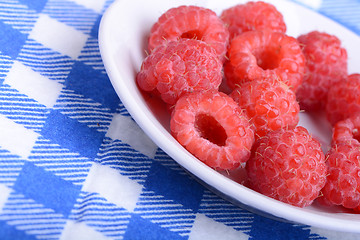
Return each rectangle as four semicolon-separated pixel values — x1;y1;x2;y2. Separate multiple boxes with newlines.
230;77;300;139
225;30;305;91
136;38;223;105
326;74;360;126
170;90;255;170
220;1;286;39
148;5;229;62
296;31;348;111
246;126;327;207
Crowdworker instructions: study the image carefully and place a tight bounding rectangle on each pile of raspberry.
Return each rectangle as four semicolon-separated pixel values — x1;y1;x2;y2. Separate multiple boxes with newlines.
136;1;360;210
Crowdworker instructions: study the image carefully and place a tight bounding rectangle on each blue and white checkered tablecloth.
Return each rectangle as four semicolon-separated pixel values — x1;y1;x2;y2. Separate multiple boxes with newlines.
0;0;360;239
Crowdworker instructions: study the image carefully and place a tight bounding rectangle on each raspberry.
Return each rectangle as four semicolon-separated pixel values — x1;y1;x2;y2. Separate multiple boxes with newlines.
246;126;327;207
320;139;360;209
326;74;360;125
170;90;255;170
148;5;229;62
332;115;360;143
296;31;348;111
225;30;305;91
230;77;299;139
136;38;223;105
220;1;286;39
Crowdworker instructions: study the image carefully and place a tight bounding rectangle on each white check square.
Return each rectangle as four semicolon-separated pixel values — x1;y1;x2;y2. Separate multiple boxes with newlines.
29;14;88;59
189;214;249;240
4;61;63;108
0;115;39;159
61;220;110;240
82;163;143;212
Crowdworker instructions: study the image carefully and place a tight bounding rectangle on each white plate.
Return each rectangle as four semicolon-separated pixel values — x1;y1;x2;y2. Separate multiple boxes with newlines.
99;0;360;232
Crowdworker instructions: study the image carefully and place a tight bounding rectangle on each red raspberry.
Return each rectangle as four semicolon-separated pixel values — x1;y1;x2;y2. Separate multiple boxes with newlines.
170;90;255;170
246;126;327;207
332;115;360;143
320;139;360;209
225;30;305;91
296;31;348;111
136;38;223;105
220;1;286;39
326;74;360;125
230;77;299;139
148;5;229;62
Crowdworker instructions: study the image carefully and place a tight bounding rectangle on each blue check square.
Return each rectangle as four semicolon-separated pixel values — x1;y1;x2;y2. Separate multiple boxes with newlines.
13;162;81;217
